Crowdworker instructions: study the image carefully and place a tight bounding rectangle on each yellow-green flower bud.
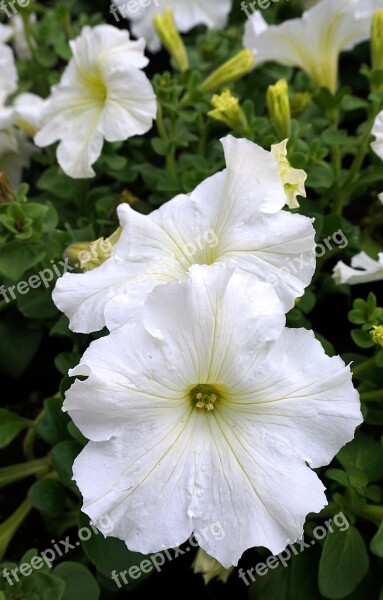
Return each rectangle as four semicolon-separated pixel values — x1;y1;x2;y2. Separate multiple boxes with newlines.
266;79;291;140
370;325;383;347
372;9;383;71
208;89;248;132
290;91;313;117
153;10;189;72
0;172;14;203
192;549;234;585
271;139;307;209
200;49;255;94
65;228;121;272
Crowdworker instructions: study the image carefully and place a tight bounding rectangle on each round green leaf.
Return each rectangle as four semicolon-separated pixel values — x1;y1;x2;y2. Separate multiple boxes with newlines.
53;562;100;600
318;526;369;599
28;479;67;515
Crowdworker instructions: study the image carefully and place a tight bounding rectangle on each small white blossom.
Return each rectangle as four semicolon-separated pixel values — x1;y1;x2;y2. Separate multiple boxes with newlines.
35;24;157;178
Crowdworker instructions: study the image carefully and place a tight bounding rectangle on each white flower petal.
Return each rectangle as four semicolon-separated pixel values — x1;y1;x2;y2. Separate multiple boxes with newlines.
114;0;232;53
333;252;383;285
371;110;383;160
244;0;376;92
0;43;18;106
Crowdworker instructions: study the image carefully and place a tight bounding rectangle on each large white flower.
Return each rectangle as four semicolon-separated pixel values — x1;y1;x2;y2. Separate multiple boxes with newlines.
243;0;379;93
64;267;362;567
34;24;157;179
112;0;232;53
333;252;383;285
53;135;316;334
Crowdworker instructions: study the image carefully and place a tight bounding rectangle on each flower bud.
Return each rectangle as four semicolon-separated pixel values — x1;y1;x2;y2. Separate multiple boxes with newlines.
208;89;248;132
370;324;383;347
65;228;121;272
372;9;383;71
192;549;234;585
266;79;291;140
200;49;254;94
0;172;14;203
153;10;189;72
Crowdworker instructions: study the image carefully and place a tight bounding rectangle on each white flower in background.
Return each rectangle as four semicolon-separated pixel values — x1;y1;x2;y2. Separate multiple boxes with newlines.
34;24;157;179
371;110;383;160
53;135;316;334
243;0;379;93
333;252;383;284
378;192;383;204
0;22;12;44
64;267;362;567
112;0;232;52
192;549;234;584
271;139;307;209
0;129;35;188
0;37;17;107
9;14;37;60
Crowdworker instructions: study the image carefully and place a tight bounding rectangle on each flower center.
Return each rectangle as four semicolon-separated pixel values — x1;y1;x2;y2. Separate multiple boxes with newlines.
190;384;220;411
78;67;108;103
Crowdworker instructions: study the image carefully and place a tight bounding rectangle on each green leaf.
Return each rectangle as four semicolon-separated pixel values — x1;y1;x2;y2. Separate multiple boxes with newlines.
318;526;369;599
0;241;46;281
370;521;383;557
36;398;71;446
0;408;30;448
28;479;67;515
20;572;65;600
53;563;100;600
51;440;82;487
337;432;383;483
79;513;154;588
0;319;42;377
351;329;375;349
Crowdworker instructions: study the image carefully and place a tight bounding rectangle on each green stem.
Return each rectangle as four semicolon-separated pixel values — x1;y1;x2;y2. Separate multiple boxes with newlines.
360;504;383;520
0;500;32;561
198;114;208;157
360;389;383;402
352;356;376;377
23;427;37;461
340;114;376;194
0;457;51;490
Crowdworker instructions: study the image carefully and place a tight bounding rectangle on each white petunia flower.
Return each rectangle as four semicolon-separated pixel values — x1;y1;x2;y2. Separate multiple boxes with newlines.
34;24;157;179
0;128;36;188
243;0;379;93
333;252;383;285
371;110;383;160
0;41;17;107
112;0;232;53
64;267;362;568
9;15;37;60
53;135;316;334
